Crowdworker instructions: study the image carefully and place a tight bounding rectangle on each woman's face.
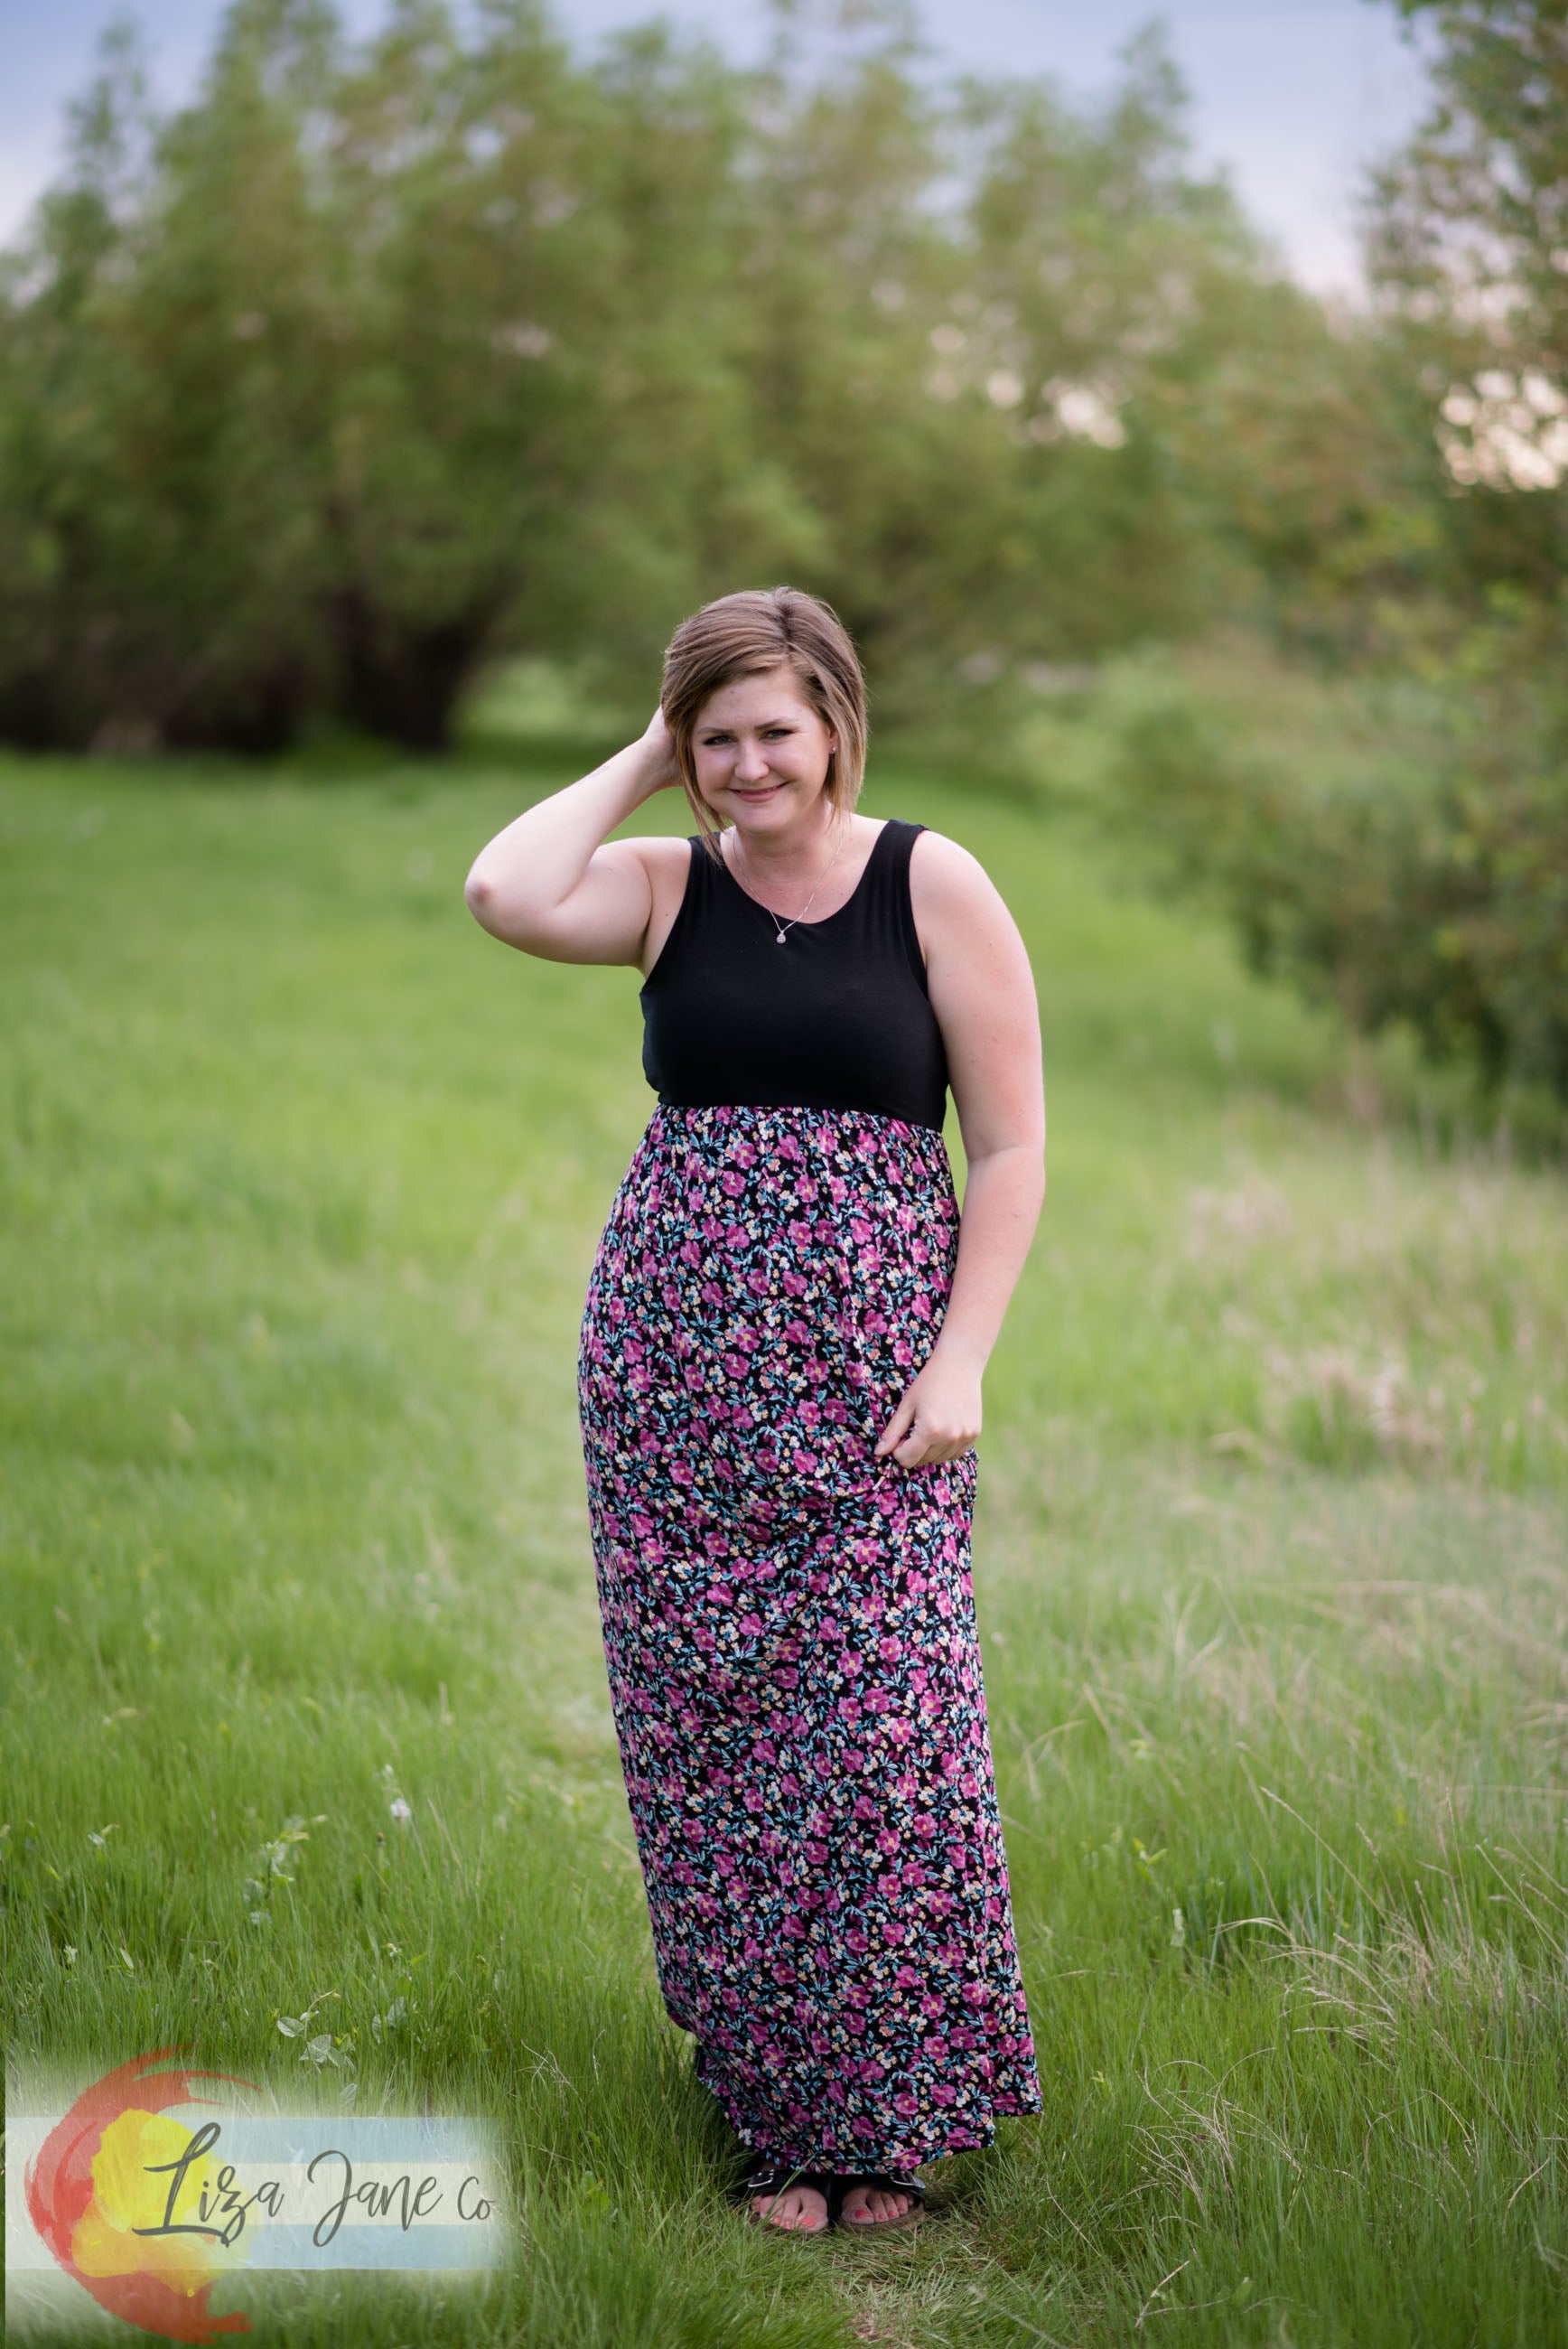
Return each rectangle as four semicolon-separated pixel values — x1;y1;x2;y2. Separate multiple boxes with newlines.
689;665;836;835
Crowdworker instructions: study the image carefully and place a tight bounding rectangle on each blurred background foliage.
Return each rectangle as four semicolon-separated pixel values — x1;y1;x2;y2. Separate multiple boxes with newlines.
1;0;1564;1121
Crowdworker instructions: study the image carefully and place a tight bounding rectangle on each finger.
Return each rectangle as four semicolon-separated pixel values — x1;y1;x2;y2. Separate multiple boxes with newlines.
875;1395;917;1456
893;1419;930;1467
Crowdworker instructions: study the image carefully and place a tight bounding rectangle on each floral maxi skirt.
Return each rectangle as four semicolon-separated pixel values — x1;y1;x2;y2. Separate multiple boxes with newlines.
577;1101;1043;2171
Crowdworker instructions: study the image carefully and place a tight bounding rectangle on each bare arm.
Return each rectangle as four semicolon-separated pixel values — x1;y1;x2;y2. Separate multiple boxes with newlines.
463;711;682;965
875;832;1046;1468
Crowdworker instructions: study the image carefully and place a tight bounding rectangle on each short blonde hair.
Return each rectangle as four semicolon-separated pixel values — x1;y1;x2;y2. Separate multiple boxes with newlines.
660;586;868;857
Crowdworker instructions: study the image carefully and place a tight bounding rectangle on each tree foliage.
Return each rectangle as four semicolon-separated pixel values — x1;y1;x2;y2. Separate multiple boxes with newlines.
0;0;1388;752
1086;614;1568;1110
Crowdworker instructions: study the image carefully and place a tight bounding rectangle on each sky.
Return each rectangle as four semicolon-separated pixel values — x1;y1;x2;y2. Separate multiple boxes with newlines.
0;0;1433;296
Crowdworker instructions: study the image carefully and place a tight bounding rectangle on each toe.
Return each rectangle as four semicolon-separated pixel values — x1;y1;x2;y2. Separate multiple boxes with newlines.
753;2185;827;2232
843;2185;911;2225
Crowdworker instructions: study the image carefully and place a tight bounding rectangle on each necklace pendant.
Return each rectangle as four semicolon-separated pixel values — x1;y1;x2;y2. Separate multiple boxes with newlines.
774;931;787;945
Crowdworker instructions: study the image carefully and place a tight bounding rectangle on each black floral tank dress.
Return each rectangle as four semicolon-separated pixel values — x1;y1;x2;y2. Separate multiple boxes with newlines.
577;816;1042;2171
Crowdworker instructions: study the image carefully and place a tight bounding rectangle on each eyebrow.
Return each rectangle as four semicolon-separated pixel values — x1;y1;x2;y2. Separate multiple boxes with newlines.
700;716;798;733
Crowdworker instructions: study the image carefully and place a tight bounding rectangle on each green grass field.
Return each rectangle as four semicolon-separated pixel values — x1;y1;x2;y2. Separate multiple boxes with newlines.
4;748;1567;2347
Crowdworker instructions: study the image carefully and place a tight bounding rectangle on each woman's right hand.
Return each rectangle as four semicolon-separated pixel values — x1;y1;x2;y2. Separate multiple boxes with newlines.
465;697;686;963
638;706;683;797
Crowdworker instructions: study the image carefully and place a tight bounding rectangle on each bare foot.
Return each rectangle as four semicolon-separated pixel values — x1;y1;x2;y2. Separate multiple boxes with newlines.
751;2179;830;2232
838;2178;914;2226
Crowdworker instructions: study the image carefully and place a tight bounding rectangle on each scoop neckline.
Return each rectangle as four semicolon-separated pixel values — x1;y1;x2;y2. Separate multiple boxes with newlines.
713;816;891;932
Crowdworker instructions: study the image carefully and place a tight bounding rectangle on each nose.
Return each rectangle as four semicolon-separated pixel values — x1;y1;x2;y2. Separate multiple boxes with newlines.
733;737;770;783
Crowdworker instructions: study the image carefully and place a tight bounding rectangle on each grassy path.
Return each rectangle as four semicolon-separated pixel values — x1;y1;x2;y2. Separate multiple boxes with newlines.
4;753;1567;2346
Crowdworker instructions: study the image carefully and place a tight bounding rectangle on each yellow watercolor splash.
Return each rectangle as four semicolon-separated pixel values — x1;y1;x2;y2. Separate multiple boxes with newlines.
73;2108;243;2293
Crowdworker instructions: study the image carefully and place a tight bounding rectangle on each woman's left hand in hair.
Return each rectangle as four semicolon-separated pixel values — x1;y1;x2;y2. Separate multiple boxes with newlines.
873;1348;982;1468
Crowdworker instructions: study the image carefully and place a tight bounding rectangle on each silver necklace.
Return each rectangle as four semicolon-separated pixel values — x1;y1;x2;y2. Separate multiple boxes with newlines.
728;814;851;944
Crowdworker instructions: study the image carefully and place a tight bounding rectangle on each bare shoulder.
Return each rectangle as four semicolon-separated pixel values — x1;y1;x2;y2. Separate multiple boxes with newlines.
598;828;693;911
601;829;693;879
907;825;1019;940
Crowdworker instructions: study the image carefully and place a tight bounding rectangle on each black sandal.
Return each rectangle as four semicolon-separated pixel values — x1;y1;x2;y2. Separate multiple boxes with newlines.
740;2163;835;2234
831;2170;928;2232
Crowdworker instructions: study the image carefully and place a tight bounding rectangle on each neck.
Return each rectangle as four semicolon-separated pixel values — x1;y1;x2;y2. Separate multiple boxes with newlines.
730;800;843;881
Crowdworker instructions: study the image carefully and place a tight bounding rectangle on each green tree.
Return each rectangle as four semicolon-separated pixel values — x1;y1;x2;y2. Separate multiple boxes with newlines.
1367;0;1568;591
0;0;782;748
0;0;1415;752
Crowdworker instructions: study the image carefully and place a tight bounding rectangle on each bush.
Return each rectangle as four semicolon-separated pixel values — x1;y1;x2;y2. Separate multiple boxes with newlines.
1077;624;1568;1115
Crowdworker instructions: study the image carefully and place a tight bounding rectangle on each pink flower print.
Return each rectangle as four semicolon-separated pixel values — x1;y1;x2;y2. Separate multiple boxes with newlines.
580;1102;1041;2157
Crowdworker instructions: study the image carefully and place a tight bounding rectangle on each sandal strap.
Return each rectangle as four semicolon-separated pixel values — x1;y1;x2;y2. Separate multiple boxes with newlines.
742;2163;833;2197
837;2170;925;2202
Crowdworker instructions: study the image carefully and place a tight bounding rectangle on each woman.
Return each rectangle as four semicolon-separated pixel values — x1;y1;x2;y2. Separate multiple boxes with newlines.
464;587;1045;2236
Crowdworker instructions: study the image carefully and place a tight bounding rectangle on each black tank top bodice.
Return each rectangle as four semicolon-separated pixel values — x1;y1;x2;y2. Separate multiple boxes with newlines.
639;817;949;1131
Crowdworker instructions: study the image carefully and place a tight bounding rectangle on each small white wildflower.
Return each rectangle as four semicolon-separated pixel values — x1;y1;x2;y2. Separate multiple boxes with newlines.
389;1798;413;1824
